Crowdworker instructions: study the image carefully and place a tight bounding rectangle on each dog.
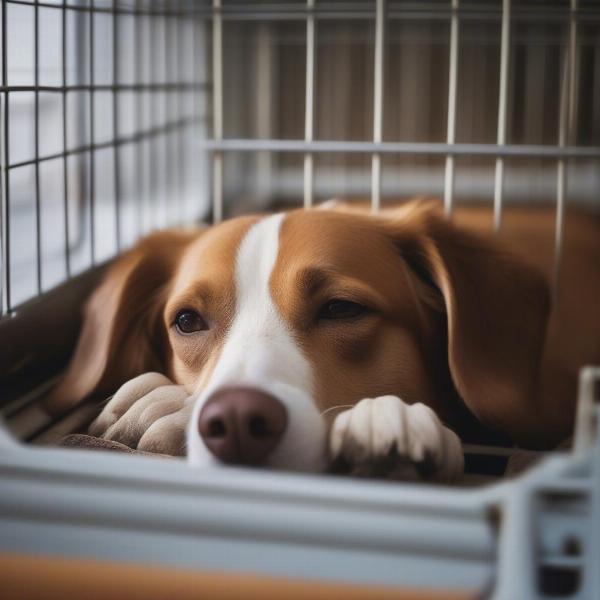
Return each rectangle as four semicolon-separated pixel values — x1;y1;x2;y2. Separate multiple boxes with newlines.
45;199;600;481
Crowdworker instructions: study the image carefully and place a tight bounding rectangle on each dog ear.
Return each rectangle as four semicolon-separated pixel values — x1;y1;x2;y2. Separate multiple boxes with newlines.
44;229;199;414
387;202;551;442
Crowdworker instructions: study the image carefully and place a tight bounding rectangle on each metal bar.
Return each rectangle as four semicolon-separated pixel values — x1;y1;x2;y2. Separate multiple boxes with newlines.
62;0;70;278
493;0;510;231
555;175;567;289
70;2;87;259
198;138;600;159
0;83;206;93
89;0;96;264
34;0;42;293
254;23;273;202
567;3;580;144
371;0;385;213
1;0;598;23
149;1;159;229
4;0;204;18
212;0;224;223
573;367;600;455
112;0;121;251
7;117;202;170
134;0;143;237
176;11;185;224
206;9;599;26
212;155;224;223
554;0;579;289
163;8;173;225
192;11;204;223
303;0;316;209
443;0;459;217
1;0;10;313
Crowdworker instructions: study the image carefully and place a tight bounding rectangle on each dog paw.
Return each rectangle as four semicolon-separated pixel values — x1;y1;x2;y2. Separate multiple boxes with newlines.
329;396;464;482
137;402;193;456
88;372;173;436
88;373;191;455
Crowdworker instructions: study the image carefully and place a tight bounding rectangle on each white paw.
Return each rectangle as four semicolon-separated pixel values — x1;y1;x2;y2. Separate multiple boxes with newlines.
88;372;191;454
88;372;172;437
137;401;193;456
329;396;464;482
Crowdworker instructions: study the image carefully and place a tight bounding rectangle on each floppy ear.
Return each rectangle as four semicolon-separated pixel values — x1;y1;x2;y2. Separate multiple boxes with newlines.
44;229;199;415
388;202;551;443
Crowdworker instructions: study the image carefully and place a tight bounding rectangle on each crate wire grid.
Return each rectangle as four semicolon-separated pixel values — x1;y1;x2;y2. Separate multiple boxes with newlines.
205;0;599;281
1;0;600;316
0;0;209;314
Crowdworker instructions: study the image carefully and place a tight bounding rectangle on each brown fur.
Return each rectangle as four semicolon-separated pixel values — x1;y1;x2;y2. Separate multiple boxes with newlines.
45;200;600;450
46;229;199;413
164;215;259;391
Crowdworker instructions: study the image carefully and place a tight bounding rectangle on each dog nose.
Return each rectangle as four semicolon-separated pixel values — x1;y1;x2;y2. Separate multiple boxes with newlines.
198;388;288;465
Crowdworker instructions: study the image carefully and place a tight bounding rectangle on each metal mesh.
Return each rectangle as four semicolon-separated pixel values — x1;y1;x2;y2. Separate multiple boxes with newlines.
0;0;209;314
1;0;600;317
206;0;600;292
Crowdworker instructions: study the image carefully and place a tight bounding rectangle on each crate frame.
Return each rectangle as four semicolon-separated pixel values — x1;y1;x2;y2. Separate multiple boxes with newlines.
0;367;598;599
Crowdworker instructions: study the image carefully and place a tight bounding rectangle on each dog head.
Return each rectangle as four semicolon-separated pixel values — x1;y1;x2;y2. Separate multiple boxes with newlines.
47;201;550;470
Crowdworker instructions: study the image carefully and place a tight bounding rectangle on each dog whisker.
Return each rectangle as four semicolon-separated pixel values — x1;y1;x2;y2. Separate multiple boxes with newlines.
99;394;114;408
320;404;354;417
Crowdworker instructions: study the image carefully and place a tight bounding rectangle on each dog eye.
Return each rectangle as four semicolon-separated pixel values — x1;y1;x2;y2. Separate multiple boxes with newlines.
318;299;368;321
175;310;207;334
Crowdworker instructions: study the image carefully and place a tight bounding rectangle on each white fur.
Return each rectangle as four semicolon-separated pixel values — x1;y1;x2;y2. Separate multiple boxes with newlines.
330;396;464;482
187;214;327;472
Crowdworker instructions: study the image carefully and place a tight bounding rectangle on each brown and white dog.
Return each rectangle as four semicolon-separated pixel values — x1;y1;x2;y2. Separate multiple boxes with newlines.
45;200;600;481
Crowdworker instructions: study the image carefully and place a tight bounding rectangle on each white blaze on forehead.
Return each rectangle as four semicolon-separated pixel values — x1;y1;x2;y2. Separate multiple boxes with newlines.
211;212;312;391
187;213;325;471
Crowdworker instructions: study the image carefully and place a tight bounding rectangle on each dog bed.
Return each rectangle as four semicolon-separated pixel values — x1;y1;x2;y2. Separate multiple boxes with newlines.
60;434;174;459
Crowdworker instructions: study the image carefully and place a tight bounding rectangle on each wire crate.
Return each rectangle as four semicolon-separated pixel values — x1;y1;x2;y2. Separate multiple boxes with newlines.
1;1;599;599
